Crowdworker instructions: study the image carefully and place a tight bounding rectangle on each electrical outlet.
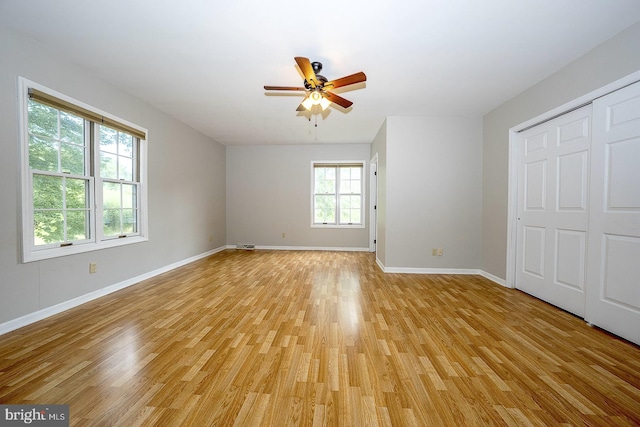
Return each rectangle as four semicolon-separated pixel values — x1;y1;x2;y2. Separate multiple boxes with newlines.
89;262;97;274
437;248;443;256
432;248;437;256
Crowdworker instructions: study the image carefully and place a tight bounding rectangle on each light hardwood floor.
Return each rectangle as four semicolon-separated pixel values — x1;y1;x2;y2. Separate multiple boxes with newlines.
1;250;639;426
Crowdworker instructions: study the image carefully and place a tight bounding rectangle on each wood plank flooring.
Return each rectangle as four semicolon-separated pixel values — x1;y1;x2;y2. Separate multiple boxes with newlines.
1;250;640;426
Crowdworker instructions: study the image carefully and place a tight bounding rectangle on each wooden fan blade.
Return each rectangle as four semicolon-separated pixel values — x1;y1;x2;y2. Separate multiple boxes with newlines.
323;72;367;90
264;86;306;91
323;91;353;109
295;57;317;88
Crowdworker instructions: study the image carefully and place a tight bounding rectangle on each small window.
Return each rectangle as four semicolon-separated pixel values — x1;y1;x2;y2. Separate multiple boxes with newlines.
311;162;365;228
19;78;148;262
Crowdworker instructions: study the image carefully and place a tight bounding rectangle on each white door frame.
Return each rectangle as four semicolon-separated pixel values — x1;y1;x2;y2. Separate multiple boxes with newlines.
369;153;378;252
506;70;640;289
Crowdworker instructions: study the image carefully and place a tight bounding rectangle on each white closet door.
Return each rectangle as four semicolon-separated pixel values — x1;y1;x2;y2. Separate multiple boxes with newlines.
585;81;640;345
516;106;591;316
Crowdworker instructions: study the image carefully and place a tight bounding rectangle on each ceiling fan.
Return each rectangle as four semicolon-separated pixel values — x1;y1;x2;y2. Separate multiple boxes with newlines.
264;57;367;111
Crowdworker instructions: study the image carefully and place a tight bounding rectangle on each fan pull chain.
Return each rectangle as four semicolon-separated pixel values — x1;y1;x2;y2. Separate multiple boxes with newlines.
314;115;318;141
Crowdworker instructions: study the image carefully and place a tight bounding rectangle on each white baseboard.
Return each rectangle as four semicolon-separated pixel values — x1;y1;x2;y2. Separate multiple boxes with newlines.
478;270;508;288
374;260;507;287
383;266;484;275
226;245;370;252
0;245;227;336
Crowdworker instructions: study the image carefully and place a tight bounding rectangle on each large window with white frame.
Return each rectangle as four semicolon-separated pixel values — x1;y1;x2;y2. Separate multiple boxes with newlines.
19;78;148;262
311;162;365;228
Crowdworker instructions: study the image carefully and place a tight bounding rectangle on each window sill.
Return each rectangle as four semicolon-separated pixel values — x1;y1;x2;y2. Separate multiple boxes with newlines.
311;224;365;229
23;235;148;263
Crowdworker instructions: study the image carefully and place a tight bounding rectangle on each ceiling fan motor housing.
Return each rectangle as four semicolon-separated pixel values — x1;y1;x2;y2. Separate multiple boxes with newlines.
304;61;327;89
304;75;328;90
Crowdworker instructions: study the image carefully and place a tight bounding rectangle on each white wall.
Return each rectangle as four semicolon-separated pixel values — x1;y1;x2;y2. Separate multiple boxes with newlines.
381;116;483;270
226;144;371;249
482;21;640;280
0;26;226;326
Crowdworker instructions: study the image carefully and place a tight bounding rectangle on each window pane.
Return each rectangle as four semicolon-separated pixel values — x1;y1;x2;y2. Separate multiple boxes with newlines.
59;111;83;144
122;184;136;209
317;180;334;194
315;194;336;210
33;211;64;245
29;135;59;172
28;102;86;176
60;142;85;175
314;195;336;223
33;174;63;209
340;195;352;209
315;167;336;194
340;208;361;224
339;195;361;224
65;178;88;209
28;100;58;138
349;167;362;193
67;210;89;240
122;209;136;234
118;155;133;181
326;168;336;180
339;167;361;194
119;132;133;157
315;208;335;224
100;152;118;179
103;181;120;209
315;167;337;182
103;209;121;236
340;179;352;194
99;126;118;154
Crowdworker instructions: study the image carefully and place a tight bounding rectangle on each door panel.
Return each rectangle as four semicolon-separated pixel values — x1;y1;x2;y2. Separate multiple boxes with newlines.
585;81;640;345
523;226;545;277
525;160;546;210
607;139;640;208
516;105;591;317
557;151;588;210
555;229;586;291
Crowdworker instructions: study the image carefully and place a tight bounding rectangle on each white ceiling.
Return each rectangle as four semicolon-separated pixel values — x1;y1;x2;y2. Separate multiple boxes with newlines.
2;0;640;146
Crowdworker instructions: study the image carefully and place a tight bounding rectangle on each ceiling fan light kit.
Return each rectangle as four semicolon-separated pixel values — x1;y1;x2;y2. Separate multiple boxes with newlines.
265;57;366;113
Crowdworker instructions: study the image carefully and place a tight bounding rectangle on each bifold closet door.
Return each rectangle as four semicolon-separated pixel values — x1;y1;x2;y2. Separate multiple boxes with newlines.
515;106;591;317
585;81;640;345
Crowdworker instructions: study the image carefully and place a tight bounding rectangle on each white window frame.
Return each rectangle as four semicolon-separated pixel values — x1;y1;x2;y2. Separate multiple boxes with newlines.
310;161;366;229
18;77;149;262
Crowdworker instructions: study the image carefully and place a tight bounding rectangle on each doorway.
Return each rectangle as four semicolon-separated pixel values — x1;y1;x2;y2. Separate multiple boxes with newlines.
369;155;378;253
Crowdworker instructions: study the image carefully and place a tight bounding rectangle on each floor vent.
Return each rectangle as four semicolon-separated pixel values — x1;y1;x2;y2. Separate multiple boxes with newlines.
236;244;255;251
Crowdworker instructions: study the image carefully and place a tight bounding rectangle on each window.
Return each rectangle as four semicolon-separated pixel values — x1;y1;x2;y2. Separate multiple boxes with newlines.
98;126;139;237
19;78;148;262
311;162;365;227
